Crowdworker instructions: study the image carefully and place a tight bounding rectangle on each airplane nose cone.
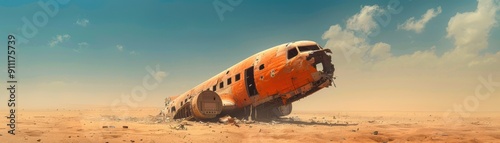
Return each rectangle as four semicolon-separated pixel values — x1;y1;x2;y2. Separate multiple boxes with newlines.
307;49;335;76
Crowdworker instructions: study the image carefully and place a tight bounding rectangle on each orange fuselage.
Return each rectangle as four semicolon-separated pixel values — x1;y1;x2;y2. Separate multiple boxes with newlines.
163;40;334;119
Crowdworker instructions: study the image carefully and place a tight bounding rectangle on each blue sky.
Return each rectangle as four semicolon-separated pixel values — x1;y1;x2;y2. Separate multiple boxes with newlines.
1;0;499;111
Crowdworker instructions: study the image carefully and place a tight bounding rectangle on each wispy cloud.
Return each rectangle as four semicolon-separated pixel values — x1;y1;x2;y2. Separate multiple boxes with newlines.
116;45;124;51
346;5;384;35
323;0;499;81
129;51;136;55
76;18;90;27
398;6;442;33
78;42;89;47
116;44;139;55
49;34;71;47
320;1;500;111
73;42;89;53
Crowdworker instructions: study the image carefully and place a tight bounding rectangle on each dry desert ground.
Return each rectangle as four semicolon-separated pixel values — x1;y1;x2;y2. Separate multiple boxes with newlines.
1;107;499;143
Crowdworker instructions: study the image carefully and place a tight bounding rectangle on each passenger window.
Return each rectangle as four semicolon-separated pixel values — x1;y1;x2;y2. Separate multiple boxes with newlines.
219;82;224;89
235;73;241;81
287;48;298;59
213;85;217;91
227;77;232;85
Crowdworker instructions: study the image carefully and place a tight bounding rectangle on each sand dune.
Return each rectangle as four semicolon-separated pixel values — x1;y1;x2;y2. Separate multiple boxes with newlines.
1;108;499;142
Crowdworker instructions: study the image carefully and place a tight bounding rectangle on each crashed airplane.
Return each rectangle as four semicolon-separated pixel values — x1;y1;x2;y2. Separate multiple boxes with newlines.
162;40;335;120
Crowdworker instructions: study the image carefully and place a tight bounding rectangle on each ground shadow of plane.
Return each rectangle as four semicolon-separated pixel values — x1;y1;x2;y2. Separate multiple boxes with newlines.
275;119;359;127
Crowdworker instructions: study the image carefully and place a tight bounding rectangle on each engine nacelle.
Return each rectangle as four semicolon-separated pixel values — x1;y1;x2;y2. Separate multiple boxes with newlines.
191;91;223;119
271;103;292;117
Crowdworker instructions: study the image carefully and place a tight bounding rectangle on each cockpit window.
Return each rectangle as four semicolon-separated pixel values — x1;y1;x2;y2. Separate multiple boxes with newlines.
287;48;298;59
298;45;320;52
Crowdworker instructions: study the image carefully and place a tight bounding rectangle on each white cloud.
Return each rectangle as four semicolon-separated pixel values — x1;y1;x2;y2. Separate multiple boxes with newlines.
129;51;136;55
73;42;89;53
398;6;442;33
318;1;500;111
323;1;500;73
370;42;391;60
346;5;384;34
116;45;124;51
78;42;89;47
49;34;71;47
116;44;139;56
76;18;90;27
322;24;370;66
445;0;499;60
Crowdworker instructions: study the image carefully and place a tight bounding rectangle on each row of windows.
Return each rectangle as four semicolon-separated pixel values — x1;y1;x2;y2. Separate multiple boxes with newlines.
209;63;268;92
175;70;245;112
210;73;241;92
174;45;320;112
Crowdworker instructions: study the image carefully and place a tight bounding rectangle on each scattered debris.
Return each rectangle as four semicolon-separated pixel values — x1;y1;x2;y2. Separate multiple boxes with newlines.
219;115;240;127
219;115;233;123
102;126;108;128
373;131;379;135
471;121;481;125
309;119;316;123
368;120;375;123
271;120;280;125
241;119;255;124
287;116;301;122
170;124;187;130
37;139;41;142
180;121;190;126
123;126;129;129
149;114;167;123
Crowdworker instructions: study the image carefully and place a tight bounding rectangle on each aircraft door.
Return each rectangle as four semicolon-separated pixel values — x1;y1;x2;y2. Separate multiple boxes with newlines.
245;66;259;97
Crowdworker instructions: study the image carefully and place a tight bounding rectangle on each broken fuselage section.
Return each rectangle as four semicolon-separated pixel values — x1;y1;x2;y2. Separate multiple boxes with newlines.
162;40;334;120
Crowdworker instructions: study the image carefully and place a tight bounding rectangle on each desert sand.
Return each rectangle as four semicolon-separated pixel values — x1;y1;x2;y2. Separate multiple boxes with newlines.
1;107;499;143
